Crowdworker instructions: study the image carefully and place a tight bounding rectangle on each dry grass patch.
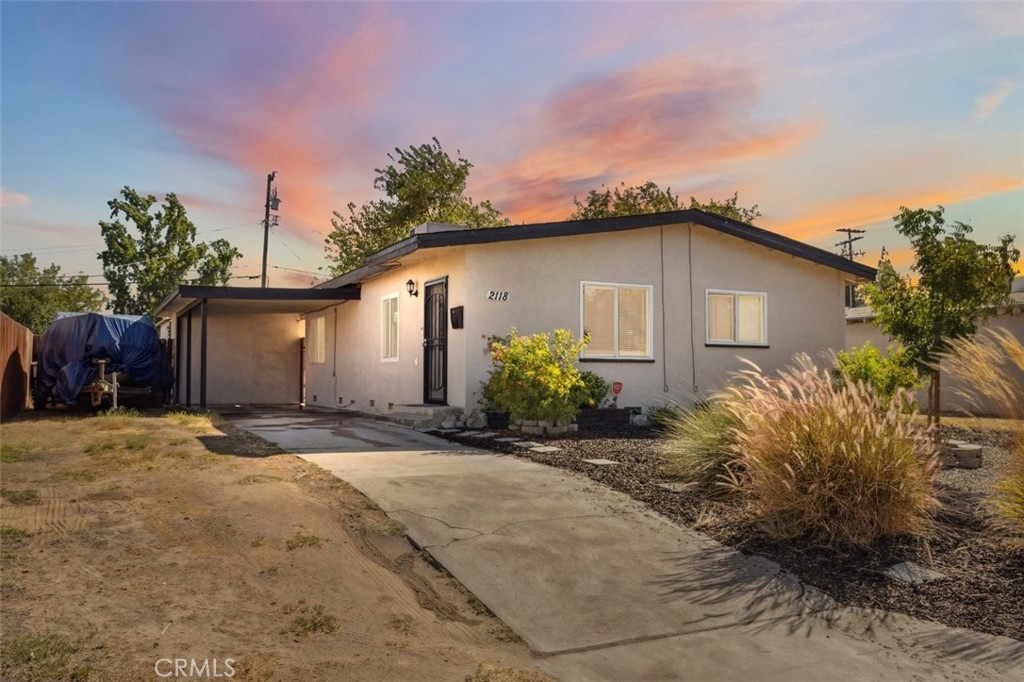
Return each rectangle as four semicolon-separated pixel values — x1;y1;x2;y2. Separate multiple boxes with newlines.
0;632;93;682
237;474;282;485
285;530;324;551
0;487;40;505
281;602;338;637
165;410;220;434
386;613;417;636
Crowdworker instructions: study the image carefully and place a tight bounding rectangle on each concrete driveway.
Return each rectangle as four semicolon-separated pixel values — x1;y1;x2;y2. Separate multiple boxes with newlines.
228;409;1024;682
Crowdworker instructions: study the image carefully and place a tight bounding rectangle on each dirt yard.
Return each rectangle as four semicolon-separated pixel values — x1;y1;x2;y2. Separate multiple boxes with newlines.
0;410;552;682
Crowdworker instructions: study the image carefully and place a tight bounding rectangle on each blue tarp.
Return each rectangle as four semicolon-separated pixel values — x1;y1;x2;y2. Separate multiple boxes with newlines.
35;313;173;405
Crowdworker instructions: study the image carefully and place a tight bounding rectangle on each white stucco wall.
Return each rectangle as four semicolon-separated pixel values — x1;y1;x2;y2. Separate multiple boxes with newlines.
307;223;855;414
461;224;850;411
305;249;467;412
173;310;303;406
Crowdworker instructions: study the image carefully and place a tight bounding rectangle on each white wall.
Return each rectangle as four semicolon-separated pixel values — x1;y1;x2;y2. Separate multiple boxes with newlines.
461;224;849;411
305;250;467;412
307;224;854;414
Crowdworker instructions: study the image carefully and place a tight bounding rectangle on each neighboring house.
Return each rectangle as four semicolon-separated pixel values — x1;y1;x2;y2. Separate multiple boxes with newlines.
845;284;1024;418
156;210;875;415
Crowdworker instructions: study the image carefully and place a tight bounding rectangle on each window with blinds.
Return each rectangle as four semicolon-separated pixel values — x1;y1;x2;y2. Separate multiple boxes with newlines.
706;290;766;345
580;282;652;359
309;315;326;364
381;294;399;361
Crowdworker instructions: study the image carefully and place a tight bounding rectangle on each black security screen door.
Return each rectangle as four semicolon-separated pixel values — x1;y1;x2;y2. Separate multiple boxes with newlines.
423;277;448;404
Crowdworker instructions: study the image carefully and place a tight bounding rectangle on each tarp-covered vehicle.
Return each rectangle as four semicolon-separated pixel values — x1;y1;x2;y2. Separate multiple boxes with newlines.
34;313;173;408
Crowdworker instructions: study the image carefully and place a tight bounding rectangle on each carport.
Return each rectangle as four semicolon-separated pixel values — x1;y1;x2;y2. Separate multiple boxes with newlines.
154;285;360;408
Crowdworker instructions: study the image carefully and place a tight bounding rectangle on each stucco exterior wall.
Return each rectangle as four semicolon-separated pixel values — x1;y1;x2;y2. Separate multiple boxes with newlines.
461;224;850;411
307;223;854;414
173;310;302;406
305;250;467;412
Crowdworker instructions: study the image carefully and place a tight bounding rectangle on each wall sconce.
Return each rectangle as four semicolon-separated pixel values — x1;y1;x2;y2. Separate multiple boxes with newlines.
406;279;418;297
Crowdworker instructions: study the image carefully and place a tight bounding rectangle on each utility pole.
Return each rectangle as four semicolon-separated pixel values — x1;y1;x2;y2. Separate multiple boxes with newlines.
835;228;865;260
261;171;281;288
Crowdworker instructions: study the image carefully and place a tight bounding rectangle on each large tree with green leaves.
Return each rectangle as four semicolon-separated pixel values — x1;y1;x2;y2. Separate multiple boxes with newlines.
0;254;107;334
569;181;762;224
325;138;509;276
863;206;1019;426
98;187;242;315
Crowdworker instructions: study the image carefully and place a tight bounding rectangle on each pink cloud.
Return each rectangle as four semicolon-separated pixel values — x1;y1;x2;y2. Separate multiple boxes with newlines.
975;79;1015;120
118;6;414;245
0;188;30;207
478;57;820;222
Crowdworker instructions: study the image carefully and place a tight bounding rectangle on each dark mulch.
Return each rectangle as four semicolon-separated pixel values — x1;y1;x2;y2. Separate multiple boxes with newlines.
432;423;1024;642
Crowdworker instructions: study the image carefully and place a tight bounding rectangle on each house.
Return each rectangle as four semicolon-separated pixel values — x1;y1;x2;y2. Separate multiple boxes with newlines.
154;210;877;419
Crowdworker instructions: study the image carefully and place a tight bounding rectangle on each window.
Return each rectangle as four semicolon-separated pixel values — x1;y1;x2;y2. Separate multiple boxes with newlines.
580;282;653;359
706;290;766;345
309;315;326;364
381;294;399;361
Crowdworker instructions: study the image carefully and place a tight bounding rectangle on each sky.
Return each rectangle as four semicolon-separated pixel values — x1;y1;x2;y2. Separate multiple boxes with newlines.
2;1;1022;289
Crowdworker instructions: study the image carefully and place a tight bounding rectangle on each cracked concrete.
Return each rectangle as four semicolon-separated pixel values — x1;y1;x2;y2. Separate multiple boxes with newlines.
230;410;1024;682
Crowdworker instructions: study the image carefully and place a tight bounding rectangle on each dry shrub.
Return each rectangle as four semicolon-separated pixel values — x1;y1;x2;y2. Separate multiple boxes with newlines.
723;355;939;548
941;328;1024;529
660;400;742;484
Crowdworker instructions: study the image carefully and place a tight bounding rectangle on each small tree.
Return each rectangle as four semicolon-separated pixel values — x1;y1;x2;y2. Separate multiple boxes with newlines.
98;187;242;315
863;206;1018;426
834;342;920;405
325;138;509;276
569;181;761;224
0;253;106;333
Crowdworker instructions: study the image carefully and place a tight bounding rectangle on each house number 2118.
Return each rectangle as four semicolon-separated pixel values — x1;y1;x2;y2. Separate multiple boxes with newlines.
487;291;510;301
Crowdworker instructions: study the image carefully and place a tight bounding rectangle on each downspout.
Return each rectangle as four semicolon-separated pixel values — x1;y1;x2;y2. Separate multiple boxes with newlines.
660;226;668;393
688;225;697;394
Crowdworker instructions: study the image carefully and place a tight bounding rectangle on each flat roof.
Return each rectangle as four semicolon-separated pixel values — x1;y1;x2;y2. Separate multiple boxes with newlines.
318;209;877;288
154;285;360;318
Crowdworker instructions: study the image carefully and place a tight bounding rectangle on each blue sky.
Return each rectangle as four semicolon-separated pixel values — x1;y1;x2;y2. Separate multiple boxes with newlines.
2;1;1022;286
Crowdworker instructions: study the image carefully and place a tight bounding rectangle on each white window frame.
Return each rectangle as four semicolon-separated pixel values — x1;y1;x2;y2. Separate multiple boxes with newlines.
381;293;399;362
309;315;326;364
579;280;654;360
705;289;768;346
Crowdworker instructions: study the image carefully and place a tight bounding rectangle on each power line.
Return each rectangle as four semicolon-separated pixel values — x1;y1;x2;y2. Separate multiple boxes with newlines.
1;273;259;288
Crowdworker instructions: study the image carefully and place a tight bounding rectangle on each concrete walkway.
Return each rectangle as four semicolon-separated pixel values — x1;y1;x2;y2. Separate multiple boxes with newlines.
228;410;1024;681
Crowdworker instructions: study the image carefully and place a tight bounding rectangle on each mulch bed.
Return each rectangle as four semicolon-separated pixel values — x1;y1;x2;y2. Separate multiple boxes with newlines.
431;423;1024;642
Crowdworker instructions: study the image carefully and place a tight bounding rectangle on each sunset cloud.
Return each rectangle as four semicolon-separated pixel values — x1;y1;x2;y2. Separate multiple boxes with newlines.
975;79;1015;120
774;174;1023;242
0;188;29;207
479;58;820;222
117;6;414;244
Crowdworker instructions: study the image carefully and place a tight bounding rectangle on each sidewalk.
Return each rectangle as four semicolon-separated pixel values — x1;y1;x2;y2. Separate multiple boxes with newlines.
230;411;1023;682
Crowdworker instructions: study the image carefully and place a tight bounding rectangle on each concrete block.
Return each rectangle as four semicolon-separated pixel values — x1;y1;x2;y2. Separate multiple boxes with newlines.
521;425;546;436
582;458;619;466
511;441;542;449
531;446;561;454
465;432;497;439
494;437;522;443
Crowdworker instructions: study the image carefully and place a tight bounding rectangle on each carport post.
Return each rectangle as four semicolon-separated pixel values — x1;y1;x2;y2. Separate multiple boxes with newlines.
174;314;182;405
185;309;192;407
199;297;208;409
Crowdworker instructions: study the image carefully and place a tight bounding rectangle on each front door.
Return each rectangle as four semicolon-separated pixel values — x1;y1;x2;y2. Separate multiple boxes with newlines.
423;277;448;404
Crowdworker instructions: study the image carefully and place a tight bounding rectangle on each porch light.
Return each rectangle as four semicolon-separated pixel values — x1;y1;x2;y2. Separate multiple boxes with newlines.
406;279;419;297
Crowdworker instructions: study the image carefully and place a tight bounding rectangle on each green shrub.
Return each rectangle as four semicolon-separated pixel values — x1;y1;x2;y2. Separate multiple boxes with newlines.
572;371;611;409
660;401;741;484
834;342;920;404
482;328;588;424
724;355;938;548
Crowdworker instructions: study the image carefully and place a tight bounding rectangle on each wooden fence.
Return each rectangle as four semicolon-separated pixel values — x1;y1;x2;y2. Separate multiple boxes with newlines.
1;312;34;421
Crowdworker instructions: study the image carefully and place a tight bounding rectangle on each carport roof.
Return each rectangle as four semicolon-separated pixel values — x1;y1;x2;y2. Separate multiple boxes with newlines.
154;285;360;318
